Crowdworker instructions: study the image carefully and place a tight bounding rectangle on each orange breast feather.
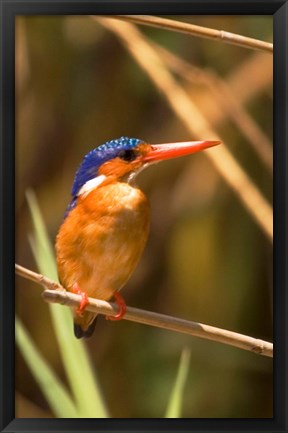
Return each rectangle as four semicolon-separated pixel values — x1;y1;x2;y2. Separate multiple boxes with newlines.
55;181;150;302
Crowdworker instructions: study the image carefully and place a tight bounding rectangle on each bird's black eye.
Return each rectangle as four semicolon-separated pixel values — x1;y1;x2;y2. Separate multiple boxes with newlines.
118;149;137;162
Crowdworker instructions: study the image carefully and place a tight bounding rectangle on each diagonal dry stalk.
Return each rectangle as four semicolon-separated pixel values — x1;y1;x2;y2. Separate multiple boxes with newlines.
109;15;273;53
94;17;273;241
151;43;273;172
15;264;273;358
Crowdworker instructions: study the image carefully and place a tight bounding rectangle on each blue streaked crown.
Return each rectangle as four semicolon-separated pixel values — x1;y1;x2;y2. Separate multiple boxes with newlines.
71;137;143;196
65;137;144;217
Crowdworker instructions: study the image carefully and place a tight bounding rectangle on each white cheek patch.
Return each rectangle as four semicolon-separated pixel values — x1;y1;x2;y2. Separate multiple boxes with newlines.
78;175;107;197
126;163;149;184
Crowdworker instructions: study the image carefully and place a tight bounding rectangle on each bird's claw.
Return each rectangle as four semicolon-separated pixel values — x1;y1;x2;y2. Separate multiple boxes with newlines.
106;291;127;321
72;283;89;317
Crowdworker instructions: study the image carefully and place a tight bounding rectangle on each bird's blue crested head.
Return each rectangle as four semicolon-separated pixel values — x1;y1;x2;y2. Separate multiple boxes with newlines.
64;135;221;218
71;136;144;197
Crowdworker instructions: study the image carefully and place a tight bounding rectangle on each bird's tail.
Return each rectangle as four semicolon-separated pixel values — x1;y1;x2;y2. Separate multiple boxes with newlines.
73;312;98;338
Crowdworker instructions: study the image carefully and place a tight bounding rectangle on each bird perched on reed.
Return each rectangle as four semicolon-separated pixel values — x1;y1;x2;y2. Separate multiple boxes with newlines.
55;136;220;338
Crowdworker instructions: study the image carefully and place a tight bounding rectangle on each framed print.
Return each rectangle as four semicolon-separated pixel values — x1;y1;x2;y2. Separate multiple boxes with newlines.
1;1;287;432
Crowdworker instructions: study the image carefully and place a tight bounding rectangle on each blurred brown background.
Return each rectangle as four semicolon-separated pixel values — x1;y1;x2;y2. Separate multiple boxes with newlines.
16;15;273;418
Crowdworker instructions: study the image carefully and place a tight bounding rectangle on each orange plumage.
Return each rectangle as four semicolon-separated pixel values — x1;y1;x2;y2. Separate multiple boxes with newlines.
56;179;150;335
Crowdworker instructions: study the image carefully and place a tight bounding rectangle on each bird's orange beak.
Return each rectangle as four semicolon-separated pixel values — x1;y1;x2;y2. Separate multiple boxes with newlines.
142;140;220;163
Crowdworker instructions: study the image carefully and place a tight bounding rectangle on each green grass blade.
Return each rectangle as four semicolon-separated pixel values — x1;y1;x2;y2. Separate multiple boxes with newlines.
26;189;108;418
165;348;191;418
16;317;78;418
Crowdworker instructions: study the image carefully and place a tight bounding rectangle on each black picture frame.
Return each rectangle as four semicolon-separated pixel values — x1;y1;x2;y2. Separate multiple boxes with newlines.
1;1;287;432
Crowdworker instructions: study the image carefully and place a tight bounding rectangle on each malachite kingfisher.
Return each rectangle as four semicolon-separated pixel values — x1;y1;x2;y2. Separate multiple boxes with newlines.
55;136;220;338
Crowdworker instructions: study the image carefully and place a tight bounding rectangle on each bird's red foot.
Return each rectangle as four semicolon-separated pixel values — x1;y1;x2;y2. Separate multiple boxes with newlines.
72;283;89;317
107;291;127;321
